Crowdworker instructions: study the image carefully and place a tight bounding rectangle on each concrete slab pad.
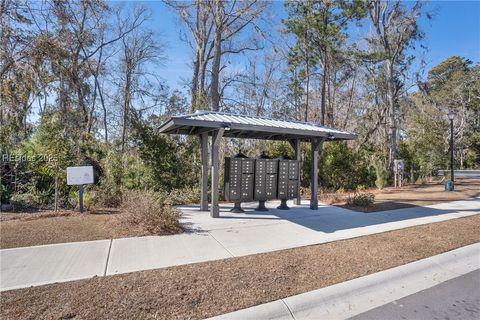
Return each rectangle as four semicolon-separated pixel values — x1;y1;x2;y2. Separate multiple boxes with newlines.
106;232;233;275
208;222;321;256
0;240;110;292
179;200;355;232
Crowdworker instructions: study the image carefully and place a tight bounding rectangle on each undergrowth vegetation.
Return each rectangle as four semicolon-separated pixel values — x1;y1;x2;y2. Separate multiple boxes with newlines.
346;192;376;207
120;190;183;235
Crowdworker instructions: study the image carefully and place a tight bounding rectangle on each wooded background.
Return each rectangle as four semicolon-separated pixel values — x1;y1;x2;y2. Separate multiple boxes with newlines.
1;0;479;209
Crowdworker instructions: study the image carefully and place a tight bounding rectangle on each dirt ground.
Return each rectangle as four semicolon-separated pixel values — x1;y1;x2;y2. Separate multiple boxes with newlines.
337;177;480;212
0;208;181;249
1;214;479;320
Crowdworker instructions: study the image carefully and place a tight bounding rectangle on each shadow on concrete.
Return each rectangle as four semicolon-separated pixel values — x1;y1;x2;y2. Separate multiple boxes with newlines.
179;197;480;234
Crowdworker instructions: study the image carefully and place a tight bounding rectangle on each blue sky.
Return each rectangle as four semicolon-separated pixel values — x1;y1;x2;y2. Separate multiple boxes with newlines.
139;0;480;91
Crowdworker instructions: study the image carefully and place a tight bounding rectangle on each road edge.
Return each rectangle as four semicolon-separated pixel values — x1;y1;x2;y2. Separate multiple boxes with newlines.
208;242;480;320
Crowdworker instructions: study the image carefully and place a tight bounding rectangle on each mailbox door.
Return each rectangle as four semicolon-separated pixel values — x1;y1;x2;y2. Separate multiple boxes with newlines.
287;179;298;198
227;158;242;201
254;160;266;200
288;161;299;180
266;174;277;199
241;173;254;201
266;159;278;174
242;159;254;174
277;161;289;199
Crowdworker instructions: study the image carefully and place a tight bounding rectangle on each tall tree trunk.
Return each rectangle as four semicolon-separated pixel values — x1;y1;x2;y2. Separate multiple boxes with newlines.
320;60;327;126
304;29;309;122
210;0;223;111
191;49;200;111
92;74;107;142
386;61;397;172
121;68;132;152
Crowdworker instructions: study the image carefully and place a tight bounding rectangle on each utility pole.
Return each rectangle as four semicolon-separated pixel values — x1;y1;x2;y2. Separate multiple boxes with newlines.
448;111;456;190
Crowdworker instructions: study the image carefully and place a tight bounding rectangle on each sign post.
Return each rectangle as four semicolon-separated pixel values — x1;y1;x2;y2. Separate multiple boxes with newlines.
67;166;94;213
394;159;404;188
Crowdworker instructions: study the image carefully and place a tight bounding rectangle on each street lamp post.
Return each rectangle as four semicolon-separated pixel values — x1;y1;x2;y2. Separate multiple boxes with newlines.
447;111;456;189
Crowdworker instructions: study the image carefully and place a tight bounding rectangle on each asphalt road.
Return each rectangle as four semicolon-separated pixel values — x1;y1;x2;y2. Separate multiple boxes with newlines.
350;269;480;320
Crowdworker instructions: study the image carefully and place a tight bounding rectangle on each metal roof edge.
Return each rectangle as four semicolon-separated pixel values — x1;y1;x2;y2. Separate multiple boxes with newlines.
171;110;354;135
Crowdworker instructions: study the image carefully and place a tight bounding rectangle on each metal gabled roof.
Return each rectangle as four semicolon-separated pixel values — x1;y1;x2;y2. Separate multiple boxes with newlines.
158;110;357;141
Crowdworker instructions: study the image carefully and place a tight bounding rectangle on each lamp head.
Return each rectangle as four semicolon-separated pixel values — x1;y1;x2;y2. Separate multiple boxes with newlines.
447;111;456;120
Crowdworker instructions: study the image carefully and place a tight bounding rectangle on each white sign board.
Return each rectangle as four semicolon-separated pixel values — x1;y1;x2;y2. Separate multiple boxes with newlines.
67;166;94;185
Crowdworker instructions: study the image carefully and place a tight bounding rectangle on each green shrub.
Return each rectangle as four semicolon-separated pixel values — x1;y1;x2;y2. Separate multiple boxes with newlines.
373;160;389;189
120;190;182;234
356;184;367;192
167;186;202;205
90;180;123;208
9;193;43;211
318;142;374;191
346;192;375;207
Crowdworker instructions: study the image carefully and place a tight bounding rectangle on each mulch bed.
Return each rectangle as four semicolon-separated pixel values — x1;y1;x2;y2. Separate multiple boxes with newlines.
335;177;480;212
0;209;182;249
1;214;479;320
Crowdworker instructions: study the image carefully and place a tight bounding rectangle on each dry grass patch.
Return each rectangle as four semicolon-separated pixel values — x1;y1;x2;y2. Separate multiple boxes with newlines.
0;191;183;249
337;177;480;212
119;190;182;235
1;214;479;320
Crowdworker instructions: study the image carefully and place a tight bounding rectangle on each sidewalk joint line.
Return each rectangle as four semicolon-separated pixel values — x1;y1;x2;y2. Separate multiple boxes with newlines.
103;239;113;276
208;232;235;257
281;299;296;320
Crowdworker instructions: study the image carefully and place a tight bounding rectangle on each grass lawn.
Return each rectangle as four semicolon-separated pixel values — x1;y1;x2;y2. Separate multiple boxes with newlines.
1;214;479;320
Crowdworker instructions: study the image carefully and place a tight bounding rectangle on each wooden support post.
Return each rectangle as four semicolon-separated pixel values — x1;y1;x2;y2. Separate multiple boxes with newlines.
199;133;209;211
210;129;224;218
310;138;323;210
294;139;301;205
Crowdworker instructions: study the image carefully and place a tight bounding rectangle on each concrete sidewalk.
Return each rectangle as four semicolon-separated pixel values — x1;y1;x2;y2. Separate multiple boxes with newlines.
1;198;479;291
209;243;480;320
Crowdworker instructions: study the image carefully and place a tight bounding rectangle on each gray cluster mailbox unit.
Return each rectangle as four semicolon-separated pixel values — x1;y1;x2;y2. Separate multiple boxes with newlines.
277;156;299;209
254;153;278;211
224;153;254;213
225;152;300;212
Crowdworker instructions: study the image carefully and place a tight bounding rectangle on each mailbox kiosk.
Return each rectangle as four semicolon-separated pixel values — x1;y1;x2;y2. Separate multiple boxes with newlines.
254;152;278;211
277;155;300;209
224;153;254;213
